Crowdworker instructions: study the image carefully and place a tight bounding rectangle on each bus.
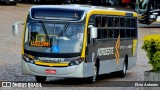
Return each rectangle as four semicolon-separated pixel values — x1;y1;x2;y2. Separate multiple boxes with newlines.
135;0;160;24
12;5;138;83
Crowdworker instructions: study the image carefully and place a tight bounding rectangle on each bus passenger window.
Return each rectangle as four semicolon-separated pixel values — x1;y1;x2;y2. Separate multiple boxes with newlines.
120;29;125;38
131;18;136;27
120;17;124;27
108;29;113;38
108;17;113;27
102;29;107;39
102;17;107;27
114;29;119;38
125;18;130;27
95;16;101;27
126;29;131;38
131;29;136;38
89;15;95;25
114;17;120;27
97;29;102;39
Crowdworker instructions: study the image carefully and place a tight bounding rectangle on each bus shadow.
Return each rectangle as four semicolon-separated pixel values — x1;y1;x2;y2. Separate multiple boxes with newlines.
44;78;89;86
43;72;124;86
138;23;160;28
98;72;122;80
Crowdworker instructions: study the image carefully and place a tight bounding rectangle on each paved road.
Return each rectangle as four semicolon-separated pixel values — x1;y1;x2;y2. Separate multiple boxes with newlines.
0;4;160;90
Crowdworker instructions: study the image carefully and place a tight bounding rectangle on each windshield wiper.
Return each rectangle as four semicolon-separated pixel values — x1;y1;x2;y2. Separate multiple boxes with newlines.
54;23;69;47
57;23;69;37
40;21;50;41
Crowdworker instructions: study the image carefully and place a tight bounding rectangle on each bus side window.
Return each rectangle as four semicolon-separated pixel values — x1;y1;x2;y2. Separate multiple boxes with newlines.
119;17;125;38
120;17;124;27
108;29;113;38
95;16;102;39
108;16;113;38
126;17;131;38
88;15;95;43
95;16;101;27
131;18;136;38
114;29;119;38
125;18;130;27
102;16;108;39
113;17;120;38
89;15;95;25
97;29;102;39
108;17;113;27
126;29;131;38
114;17;120;27
120;29;125;38
131;18;136;27
102;17;107;27
131;29;136;38
102;29;108;39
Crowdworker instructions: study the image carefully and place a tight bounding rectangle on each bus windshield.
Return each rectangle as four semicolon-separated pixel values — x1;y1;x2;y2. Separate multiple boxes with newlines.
24;21;84;54
135;0;149;14
135;0;160;14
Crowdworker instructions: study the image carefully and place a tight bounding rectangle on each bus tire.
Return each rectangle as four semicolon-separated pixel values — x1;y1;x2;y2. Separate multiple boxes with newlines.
88;62;98;83
119;61;127;78
35;76;46;83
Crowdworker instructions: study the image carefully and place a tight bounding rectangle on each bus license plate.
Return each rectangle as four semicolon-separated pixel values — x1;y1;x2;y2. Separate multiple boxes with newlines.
46;69;56;74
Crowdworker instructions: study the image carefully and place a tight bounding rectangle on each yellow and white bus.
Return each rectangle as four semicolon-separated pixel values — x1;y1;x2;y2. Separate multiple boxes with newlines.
12;5;138;83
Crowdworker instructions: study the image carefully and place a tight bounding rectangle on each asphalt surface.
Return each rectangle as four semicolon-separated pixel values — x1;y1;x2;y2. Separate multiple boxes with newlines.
0;3;160;90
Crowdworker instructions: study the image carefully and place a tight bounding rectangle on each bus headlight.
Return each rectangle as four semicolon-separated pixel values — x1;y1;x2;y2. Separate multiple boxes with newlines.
26;57;30;62
68;58;84;66
30;59;35;64
22;55;35;64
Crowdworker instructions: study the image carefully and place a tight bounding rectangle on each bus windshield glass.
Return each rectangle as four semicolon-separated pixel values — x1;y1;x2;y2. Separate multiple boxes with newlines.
24;21;84;53
136;0;160;14
135;0;149;14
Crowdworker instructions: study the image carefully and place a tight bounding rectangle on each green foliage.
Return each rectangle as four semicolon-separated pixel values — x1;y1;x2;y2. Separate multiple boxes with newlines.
142;34;160;72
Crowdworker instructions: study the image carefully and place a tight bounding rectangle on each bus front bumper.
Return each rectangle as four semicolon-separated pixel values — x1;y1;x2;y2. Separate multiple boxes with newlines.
22;60;85;78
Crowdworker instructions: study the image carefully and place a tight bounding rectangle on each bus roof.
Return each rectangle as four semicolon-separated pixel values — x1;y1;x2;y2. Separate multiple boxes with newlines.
29;5;137;17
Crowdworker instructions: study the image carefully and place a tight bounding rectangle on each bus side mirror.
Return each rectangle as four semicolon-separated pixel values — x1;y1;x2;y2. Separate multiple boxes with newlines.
12;21;23;36
90;27;97;39
12;23;19;36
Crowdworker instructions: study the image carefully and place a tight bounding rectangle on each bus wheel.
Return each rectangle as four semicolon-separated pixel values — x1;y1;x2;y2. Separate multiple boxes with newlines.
119;62;127;78
35;76;46;83
88;63;97;83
